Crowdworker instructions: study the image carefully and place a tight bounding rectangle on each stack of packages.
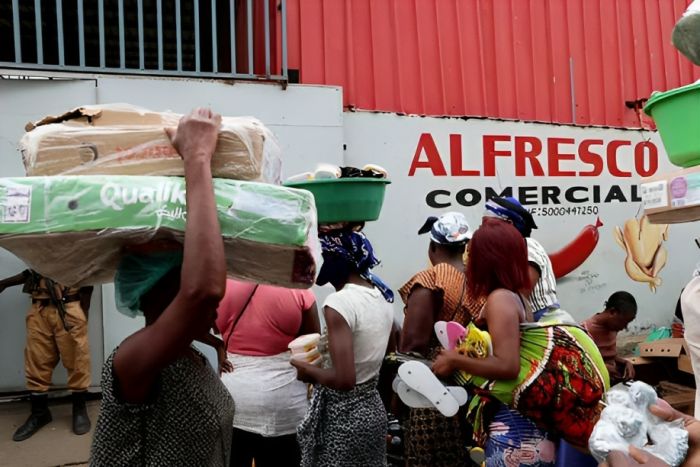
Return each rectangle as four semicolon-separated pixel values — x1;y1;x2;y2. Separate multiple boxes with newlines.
0;104;319;288
641;2;700;224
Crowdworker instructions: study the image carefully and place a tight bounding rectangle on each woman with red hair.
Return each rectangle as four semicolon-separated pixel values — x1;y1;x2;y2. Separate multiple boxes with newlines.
432;220;609;463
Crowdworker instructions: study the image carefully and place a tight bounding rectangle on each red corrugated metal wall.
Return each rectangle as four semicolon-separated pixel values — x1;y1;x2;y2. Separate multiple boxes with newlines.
286;0;700;128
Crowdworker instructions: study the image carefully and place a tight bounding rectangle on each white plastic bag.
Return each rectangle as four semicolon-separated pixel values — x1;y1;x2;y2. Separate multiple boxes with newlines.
673;1;700;66
589;382;689;467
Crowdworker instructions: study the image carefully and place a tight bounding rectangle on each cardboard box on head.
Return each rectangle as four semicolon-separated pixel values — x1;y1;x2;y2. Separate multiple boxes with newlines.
20;104;282;184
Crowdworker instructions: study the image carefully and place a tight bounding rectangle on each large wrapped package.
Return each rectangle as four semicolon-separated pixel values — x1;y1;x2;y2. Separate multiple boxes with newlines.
0;176;318;288
20;104;282;183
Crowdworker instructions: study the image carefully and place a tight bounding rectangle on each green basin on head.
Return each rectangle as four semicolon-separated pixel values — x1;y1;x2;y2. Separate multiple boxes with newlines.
283;178;391;223
645;81;700;168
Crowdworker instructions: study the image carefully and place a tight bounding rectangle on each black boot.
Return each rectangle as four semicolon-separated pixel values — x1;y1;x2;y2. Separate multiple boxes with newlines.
12;393;52;442
72;391;91;435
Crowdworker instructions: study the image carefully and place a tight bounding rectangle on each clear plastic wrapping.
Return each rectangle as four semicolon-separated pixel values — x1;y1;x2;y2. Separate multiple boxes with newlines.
673;1;700;66
589;382;689;467
20;104;282;184
0;175;318;288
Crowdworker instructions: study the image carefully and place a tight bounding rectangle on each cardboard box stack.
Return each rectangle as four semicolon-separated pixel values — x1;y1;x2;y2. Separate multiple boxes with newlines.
633;338;696;415
638;338;693;374
0;104;319;288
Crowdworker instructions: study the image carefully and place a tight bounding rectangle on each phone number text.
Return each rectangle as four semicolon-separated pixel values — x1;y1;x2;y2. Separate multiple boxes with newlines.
528;205;599;217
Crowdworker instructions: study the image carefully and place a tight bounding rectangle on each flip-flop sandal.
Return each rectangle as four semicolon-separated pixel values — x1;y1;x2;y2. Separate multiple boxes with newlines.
395;380;468;408
395;380;433;408
446;321;466;350
398;361;459;417
392;375;402;393
434;321;450;349
448;385;468;405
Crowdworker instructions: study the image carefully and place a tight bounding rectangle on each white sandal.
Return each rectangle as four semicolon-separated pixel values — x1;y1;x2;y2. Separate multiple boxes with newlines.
434;321;450;349
391;374;402;393
395;379;468;408
398;361;460;417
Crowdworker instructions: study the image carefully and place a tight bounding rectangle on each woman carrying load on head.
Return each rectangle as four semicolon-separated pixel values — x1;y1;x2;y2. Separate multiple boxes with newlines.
432;220;609;465
90;108;235;466
291;229;394;467
398;212;483;467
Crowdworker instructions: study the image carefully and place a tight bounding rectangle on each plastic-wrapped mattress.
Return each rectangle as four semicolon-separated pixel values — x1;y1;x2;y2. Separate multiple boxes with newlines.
0;176;318;288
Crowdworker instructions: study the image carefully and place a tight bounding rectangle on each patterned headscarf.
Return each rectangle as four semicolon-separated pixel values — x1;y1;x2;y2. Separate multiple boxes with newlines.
318;230;394;303
418;211;472;244
483;196;538;238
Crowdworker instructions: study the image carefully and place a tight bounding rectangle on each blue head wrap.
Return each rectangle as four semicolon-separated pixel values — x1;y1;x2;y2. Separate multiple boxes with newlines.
483;196;538;238
317;231;394;303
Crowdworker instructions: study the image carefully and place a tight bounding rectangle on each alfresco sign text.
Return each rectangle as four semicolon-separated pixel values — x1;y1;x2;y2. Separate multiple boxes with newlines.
408;133;659;178
408;132;659;208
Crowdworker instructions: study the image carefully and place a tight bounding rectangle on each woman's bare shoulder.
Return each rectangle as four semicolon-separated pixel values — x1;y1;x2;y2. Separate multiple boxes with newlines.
484;289;523;318
486;288;521;304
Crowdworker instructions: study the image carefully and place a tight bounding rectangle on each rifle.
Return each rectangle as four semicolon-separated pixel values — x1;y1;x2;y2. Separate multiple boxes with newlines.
44;277;72;332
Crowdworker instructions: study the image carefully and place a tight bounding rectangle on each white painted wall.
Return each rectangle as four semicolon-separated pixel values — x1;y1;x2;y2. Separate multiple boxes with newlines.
0;77;343;391
5;76;685;391
343;111;694;332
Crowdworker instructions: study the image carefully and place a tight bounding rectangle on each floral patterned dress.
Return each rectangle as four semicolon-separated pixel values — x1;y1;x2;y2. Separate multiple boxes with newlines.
456;322;610;451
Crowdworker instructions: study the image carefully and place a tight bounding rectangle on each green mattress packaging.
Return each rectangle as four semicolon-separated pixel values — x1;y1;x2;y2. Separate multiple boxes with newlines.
0;176;319;288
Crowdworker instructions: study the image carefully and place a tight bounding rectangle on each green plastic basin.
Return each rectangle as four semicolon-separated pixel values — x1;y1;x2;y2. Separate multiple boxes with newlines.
645;81;700;167
283;178;390;223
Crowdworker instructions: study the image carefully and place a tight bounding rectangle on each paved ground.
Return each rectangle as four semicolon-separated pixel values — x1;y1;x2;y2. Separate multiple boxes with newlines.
0;398;99;467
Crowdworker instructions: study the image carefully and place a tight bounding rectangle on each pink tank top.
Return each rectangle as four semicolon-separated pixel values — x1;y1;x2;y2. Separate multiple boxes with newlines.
215;280;316;356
